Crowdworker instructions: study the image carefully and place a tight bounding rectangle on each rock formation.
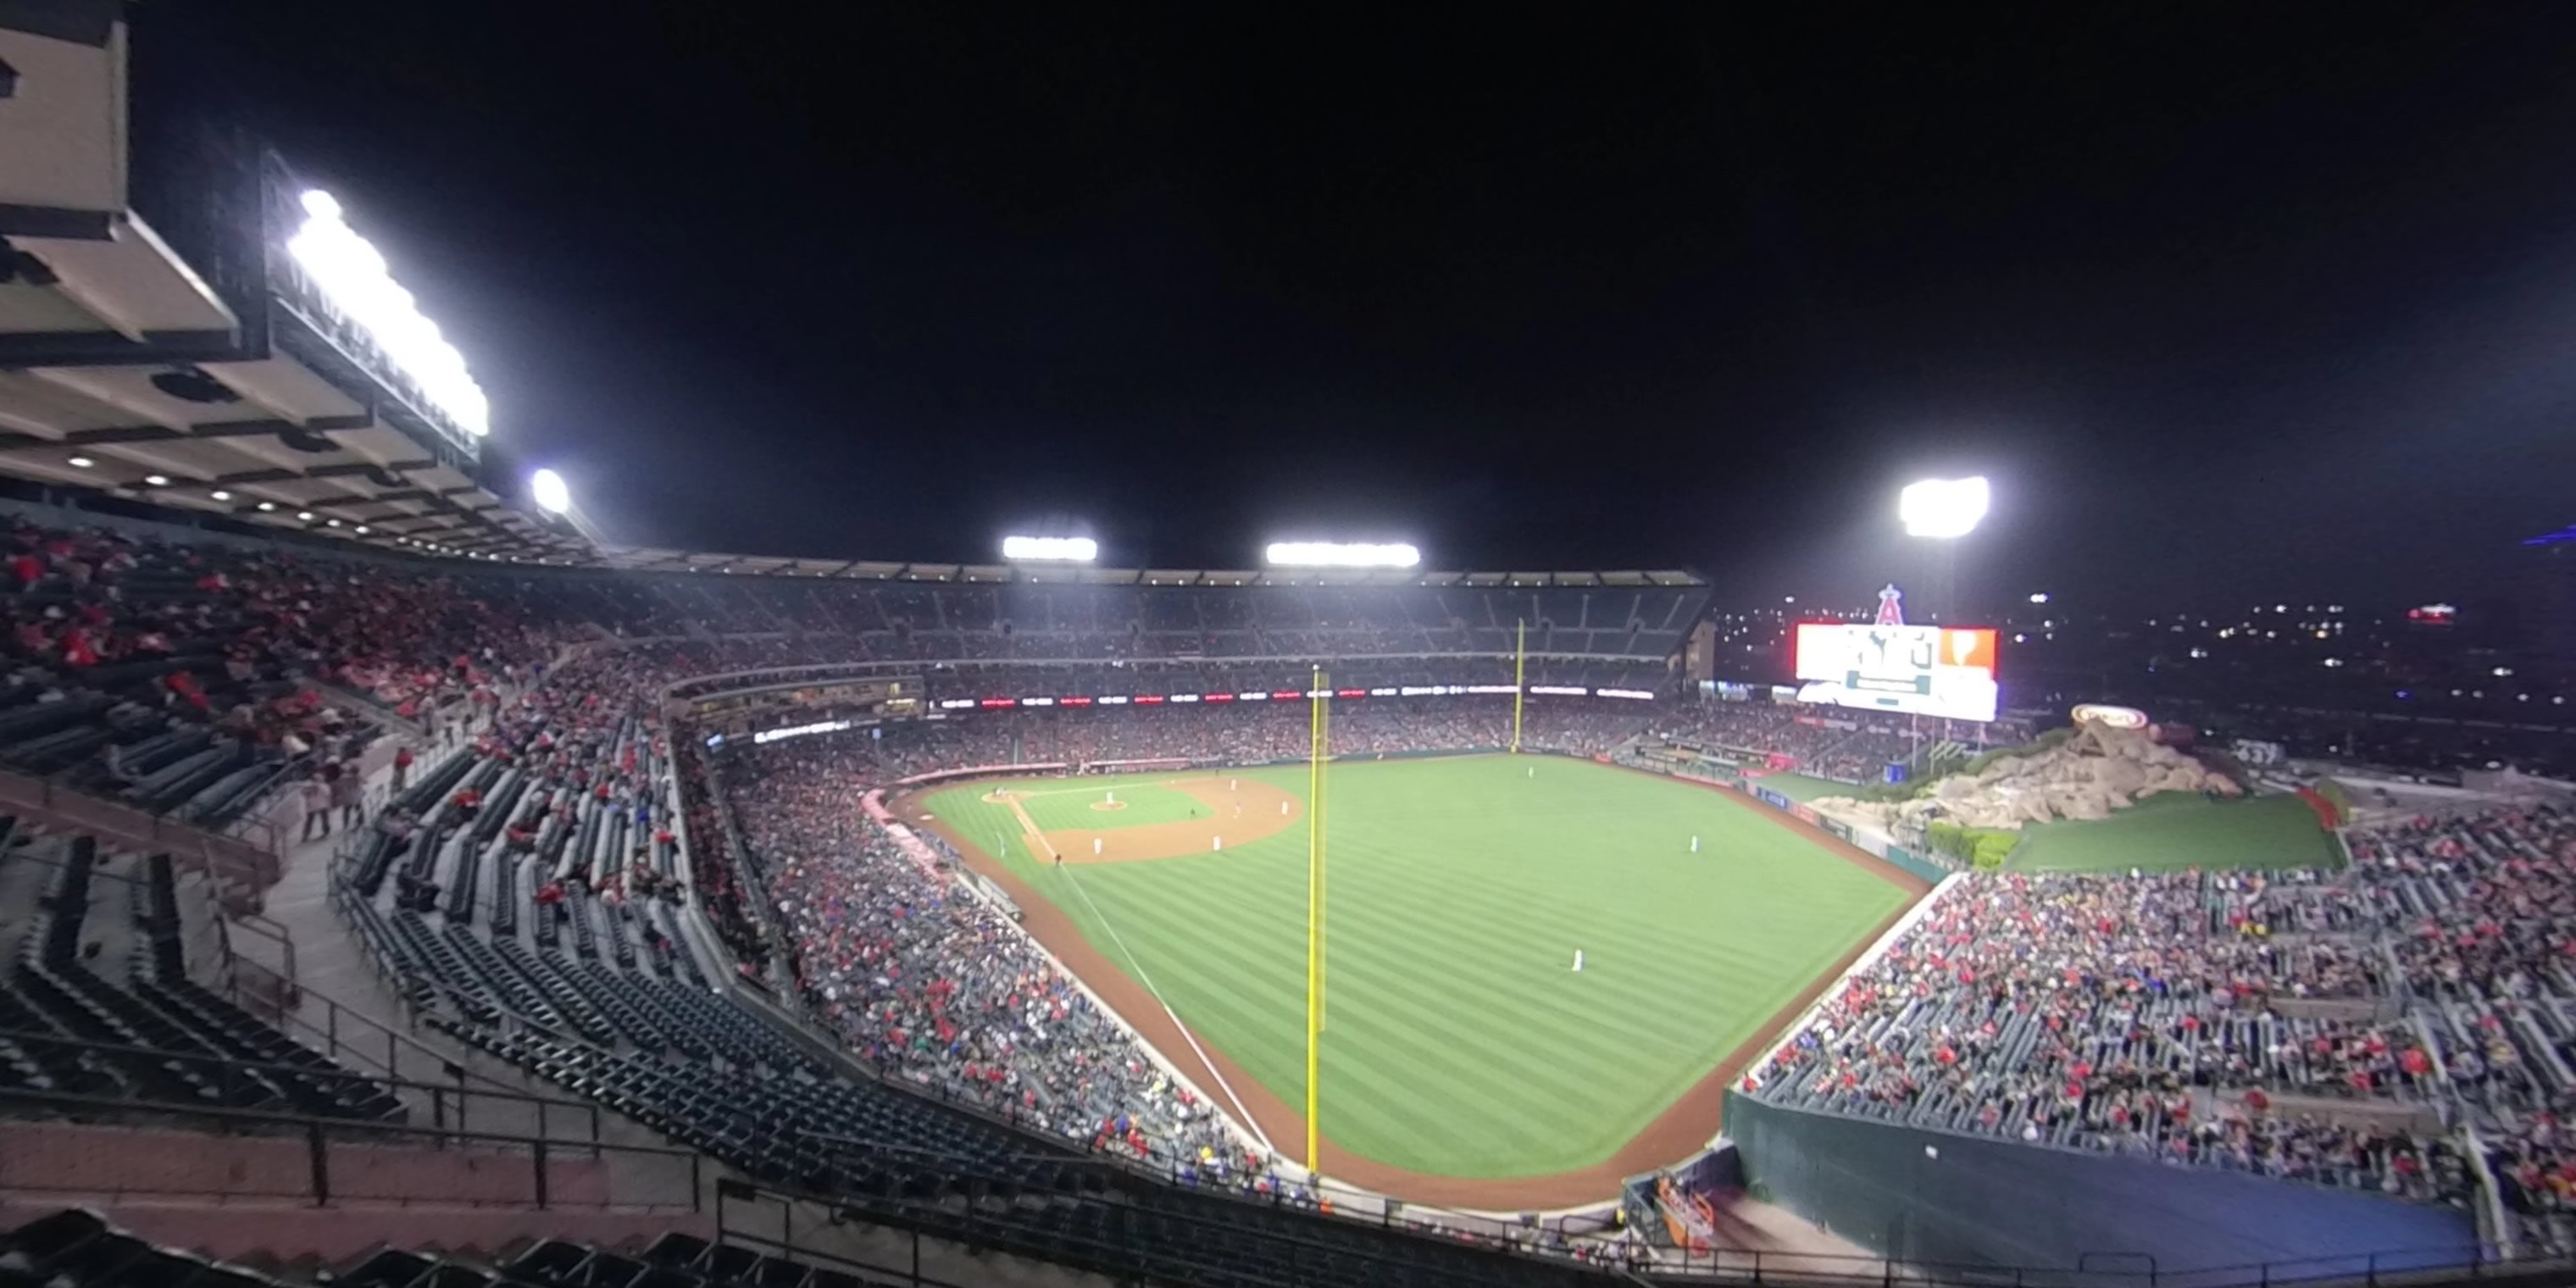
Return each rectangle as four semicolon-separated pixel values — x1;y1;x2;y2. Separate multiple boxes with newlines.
1820;720;2240;831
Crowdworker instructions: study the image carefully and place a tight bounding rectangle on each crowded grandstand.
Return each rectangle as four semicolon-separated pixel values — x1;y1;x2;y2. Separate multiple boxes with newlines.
10;5;2576;1288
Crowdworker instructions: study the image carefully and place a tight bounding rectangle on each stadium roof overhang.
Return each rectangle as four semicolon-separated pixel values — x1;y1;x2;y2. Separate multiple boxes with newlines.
586;548;1707;586
0;6;596;567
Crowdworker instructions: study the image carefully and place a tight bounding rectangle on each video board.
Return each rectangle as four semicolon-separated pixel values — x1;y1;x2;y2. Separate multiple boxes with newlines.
1790;623;2000;723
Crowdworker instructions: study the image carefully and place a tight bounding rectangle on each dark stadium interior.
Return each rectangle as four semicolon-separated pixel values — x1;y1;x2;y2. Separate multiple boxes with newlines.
7;3;2576;1288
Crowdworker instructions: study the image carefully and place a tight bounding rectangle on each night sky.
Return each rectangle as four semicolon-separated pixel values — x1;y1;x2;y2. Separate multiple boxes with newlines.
140;4;2576;612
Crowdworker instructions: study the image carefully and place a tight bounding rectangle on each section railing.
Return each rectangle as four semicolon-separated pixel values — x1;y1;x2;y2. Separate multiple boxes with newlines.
0;1086;699;1212
218;954;606;1144
0;764;277;904
0;1028;605;1149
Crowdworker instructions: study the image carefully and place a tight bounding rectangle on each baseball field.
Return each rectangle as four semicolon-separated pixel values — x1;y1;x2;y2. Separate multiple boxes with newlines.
908;755;1925;1207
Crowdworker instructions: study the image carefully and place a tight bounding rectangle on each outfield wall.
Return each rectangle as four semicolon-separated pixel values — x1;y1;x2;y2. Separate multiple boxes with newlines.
1723;1091;2479;1273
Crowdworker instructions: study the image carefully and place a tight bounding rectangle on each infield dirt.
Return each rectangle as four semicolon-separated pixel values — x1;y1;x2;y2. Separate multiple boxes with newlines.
990;775;1303;864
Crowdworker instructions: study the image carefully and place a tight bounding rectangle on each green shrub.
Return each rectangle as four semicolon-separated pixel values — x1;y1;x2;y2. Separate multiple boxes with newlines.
1969;831;2017;869
1928;819;2019;869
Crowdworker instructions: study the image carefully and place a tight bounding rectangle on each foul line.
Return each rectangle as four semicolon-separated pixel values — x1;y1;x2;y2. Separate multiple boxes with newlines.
1059;865;1277;1158
999;796;1064;860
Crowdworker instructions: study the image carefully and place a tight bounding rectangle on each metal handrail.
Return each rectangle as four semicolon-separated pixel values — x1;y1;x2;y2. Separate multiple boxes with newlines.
222;909;296;994
772;1122;2548;1288
708;1206;985;1288
797;1115;1632;1279
0;1026;606;1146
715;1173;1616;1288
222;952;590;1113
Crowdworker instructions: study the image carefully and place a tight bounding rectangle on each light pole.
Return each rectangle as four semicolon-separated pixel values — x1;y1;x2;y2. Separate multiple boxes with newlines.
1900;475;1990;758
1899;475;1988;624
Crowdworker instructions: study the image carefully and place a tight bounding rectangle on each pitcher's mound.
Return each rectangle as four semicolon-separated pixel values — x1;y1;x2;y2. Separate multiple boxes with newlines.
1049;776;1302;863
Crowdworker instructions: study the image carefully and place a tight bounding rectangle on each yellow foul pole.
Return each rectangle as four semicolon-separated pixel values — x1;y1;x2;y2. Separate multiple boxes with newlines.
1513;619;1526;752
1306;666;1324;1175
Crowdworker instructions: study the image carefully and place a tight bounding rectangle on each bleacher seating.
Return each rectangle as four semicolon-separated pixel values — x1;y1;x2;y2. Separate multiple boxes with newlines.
0;823;400;1121
0;1212;886;1288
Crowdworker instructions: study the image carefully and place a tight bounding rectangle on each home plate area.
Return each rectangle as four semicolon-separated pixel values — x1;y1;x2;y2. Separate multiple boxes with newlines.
1001;775;1302;863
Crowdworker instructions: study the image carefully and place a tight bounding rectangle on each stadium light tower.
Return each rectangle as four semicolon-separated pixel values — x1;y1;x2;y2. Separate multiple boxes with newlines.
530;469;572;515
1899;475;1989;625
528;467;602;546
1001;536;1099;563
288;189;491;441
1264;541;1421;569
1899;475;1989;540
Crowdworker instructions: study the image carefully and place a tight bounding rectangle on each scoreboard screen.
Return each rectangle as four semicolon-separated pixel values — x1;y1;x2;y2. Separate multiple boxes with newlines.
1790;623;2001;723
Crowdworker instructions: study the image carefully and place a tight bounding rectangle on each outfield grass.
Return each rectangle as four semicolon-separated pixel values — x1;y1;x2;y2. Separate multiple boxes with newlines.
922;756;1912;1180
2006;791;2341;874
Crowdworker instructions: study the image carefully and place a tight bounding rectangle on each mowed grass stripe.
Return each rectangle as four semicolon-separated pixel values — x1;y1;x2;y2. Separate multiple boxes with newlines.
926;755;1913;1178
1088;863;1826;1165
1087;831;1720;1072
1068;760;1899;1167
1079;869;1611;1109
1094;845;1884;1111
1079;858;1635;1155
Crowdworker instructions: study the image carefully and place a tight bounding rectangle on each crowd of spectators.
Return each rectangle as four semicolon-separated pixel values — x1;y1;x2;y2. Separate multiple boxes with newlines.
1745;868;2462;1203
1741;802;2576;1243
0;518;586;817
715;738;1255;1177
75;505;2576;1242
1648;702;1905;775
501;576;1701;668
813;698;1661;780
2341;805;2576;1246
1646;701;2041;783
640;695;1674;1186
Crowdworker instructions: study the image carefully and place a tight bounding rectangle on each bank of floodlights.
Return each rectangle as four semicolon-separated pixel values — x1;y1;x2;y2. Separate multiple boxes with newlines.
287;190;491;438
530;469;572;515
1001;536;1098;563
1263;541;1421;569
1898;475;1990;540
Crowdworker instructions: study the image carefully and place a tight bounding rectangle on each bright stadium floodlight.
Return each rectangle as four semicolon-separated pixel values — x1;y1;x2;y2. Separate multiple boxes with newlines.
530;469;572;515
288;189;492;438
1899;475;1990;539
1263;541;1421;569
1001;536;1098;563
